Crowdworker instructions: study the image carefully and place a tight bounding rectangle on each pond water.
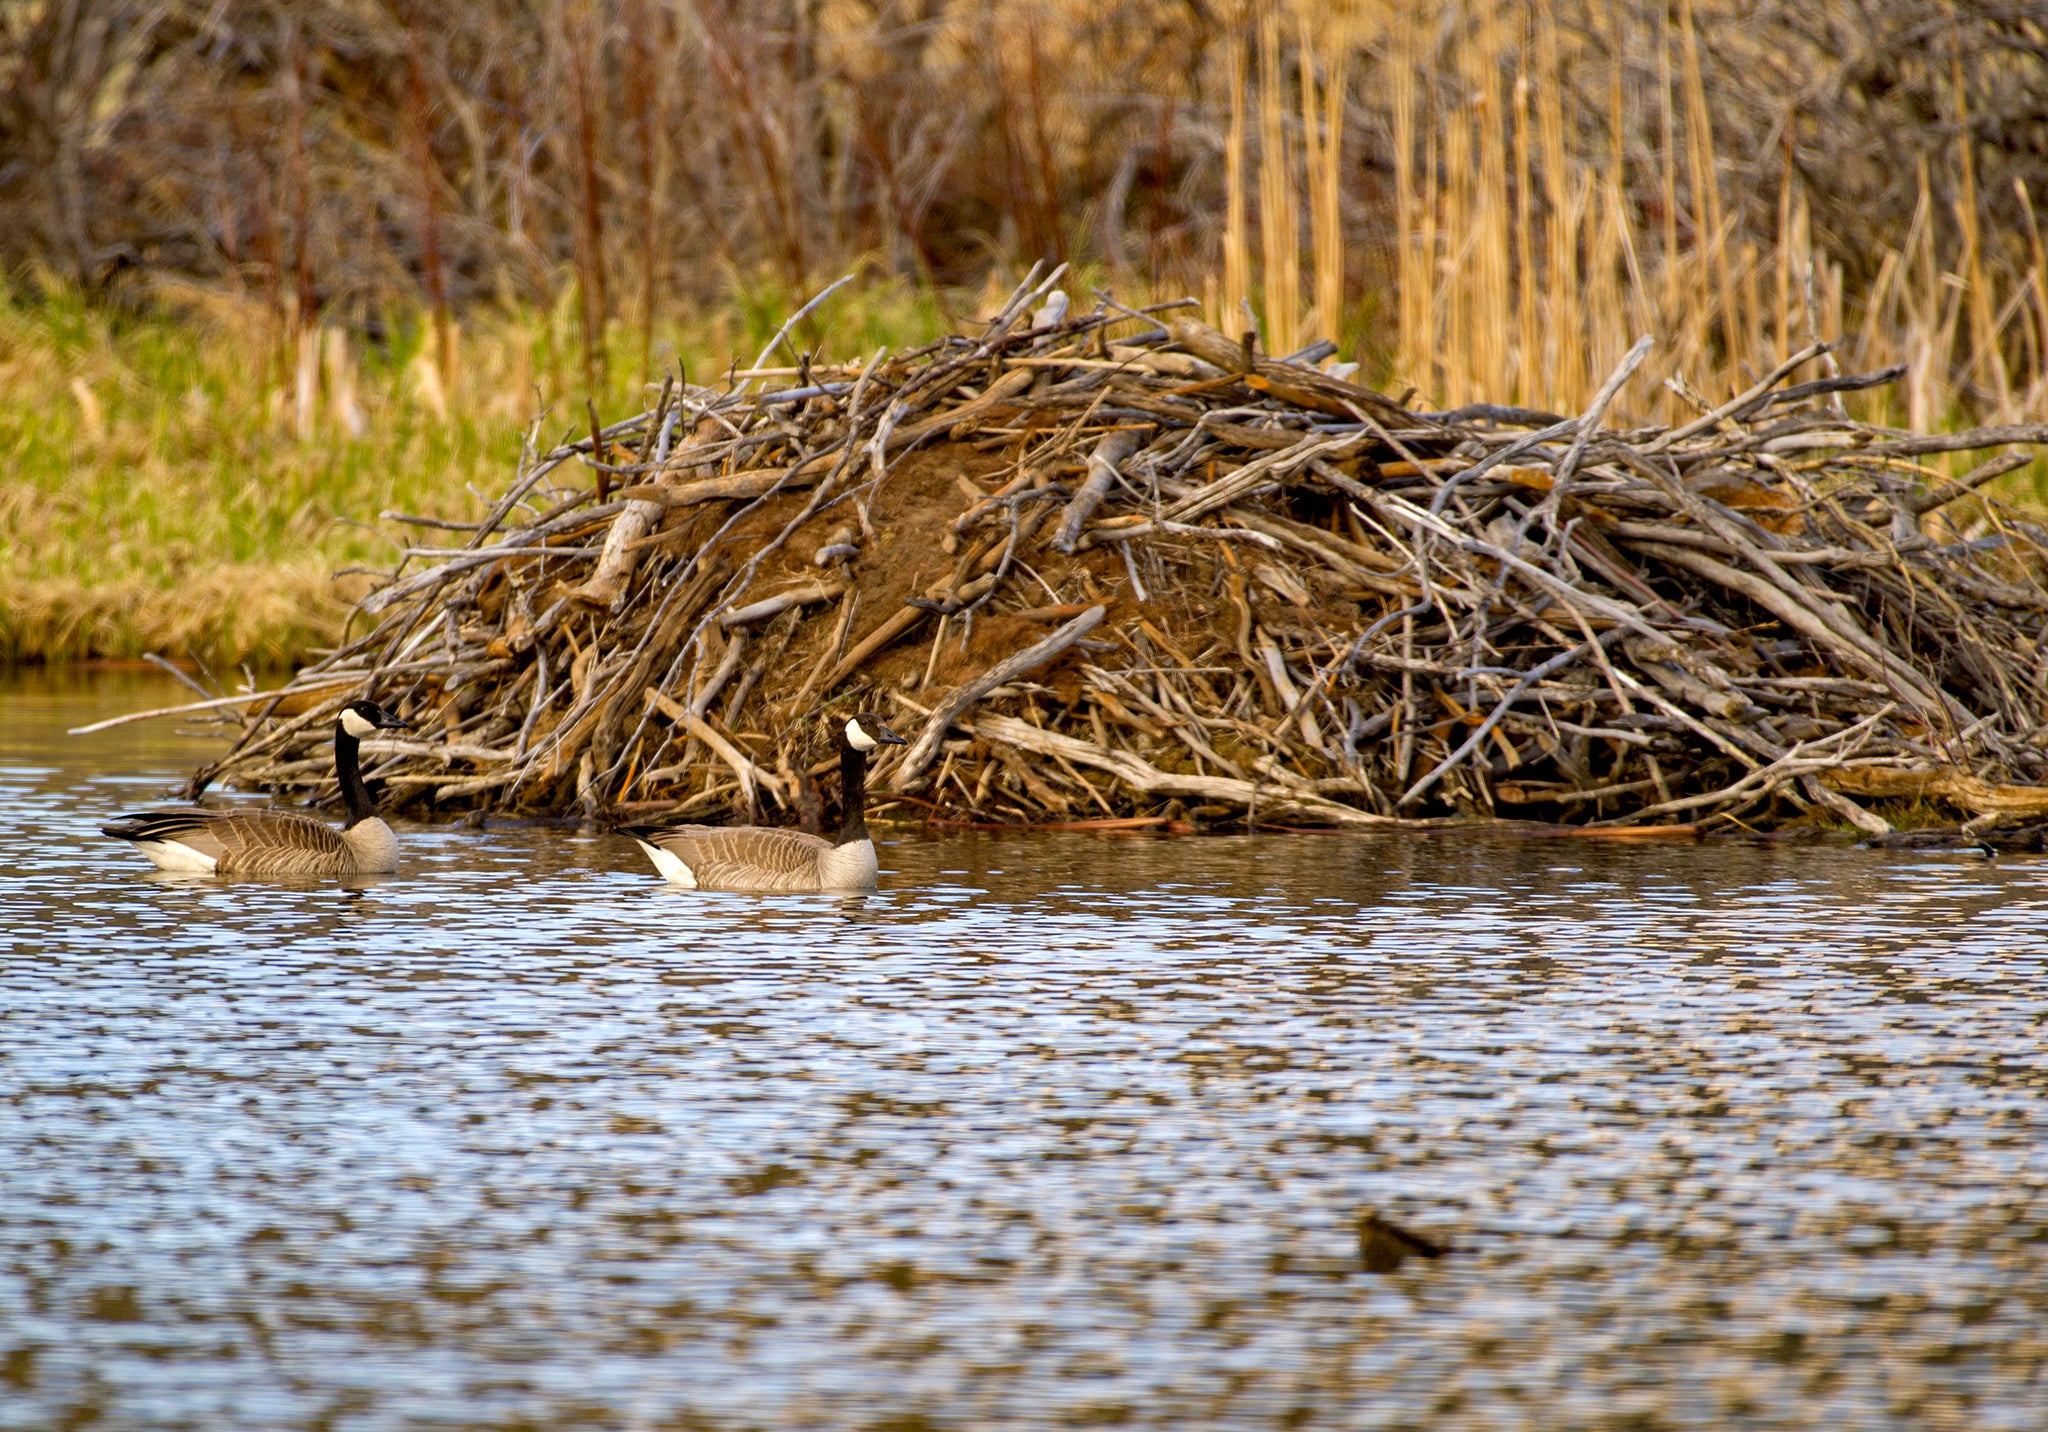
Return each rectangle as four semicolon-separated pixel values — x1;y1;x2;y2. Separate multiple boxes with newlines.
2;668;2044;1430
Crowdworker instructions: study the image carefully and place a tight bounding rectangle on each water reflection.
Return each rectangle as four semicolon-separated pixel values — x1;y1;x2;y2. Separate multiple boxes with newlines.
1;668;2045;1430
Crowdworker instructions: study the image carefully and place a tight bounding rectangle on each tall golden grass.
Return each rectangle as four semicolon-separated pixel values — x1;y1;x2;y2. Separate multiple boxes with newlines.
5;0;2047;664
1214;0;2048;432
6;1;2043;415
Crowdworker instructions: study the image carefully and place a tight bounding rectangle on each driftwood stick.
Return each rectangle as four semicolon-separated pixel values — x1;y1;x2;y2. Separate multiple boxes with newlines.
1859;423;2048;458
1164;316;1413;425
1398;630;1626;807
1648;342;1826;450
1821;763;2048;817
975;714;1397;826
68;680;359;734
824;602;931;692
1799;773;1894;835
688;631;749;718
893;605;1107;789
685;712;785;807
745;272;856;376
1552;335;1654;490
1907;451;2033;515
1766;363;1906;409
1079;518;1284;552
1052;428;1144;553
888;367;1037;448
719;577;851;629
619;466;828;506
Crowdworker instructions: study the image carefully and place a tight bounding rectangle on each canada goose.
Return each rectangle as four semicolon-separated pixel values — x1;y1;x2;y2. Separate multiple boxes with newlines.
620;712;906;892
101;699;410;876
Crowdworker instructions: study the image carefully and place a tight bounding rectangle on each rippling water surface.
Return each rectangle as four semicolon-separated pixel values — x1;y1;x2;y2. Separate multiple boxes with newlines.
3;669;2044;1430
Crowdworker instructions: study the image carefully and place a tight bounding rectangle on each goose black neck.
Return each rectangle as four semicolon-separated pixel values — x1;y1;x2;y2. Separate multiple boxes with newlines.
835;738;870;846
335;726;377;827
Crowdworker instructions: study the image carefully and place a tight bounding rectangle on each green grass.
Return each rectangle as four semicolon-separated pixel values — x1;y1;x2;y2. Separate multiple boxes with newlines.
1;270;2041;667
0;274;952;666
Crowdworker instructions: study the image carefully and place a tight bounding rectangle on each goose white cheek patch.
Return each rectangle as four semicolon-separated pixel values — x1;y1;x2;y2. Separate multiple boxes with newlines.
845;718;877;751
340;708;377;738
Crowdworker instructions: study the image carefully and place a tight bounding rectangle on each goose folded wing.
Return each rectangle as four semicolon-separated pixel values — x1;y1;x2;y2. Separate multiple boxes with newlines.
627;824;833;891
103;807;233;860
103;807;350;870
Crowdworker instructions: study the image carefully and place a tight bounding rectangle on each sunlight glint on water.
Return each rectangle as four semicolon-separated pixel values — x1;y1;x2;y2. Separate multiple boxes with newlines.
1;670;2044;1430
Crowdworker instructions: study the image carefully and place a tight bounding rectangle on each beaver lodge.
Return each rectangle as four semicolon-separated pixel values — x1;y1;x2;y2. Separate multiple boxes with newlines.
151;273;2048;841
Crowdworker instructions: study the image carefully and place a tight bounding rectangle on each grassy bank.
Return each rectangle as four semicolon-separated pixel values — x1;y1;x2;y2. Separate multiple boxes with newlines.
0;278;950;666
3;270;2043;668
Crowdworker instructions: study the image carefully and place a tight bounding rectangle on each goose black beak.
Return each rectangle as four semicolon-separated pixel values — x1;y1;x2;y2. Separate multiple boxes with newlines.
375;709;411;732
877;723;907;745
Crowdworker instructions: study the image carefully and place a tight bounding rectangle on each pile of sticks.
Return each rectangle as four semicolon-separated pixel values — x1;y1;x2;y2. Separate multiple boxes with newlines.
161;270;2048;835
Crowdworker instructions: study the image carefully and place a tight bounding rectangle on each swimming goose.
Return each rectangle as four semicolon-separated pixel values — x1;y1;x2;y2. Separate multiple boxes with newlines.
621;712;906;892
101;699;410;876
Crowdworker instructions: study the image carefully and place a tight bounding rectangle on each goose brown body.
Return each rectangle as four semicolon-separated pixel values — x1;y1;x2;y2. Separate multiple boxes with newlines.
622;824;878;892
100;806;397;877
101;699;409;877
621;712;904;892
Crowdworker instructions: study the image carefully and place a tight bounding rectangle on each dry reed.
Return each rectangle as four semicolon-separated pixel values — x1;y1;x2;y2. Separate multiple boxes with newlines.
4;1;2043;439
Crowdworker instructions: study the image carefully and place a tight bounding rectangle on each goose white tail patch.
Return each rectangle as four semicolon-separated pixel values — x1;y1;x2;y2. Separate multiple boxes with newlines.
340;708;377;738
135;840;219;874
636;839;697;888
844;718;876;751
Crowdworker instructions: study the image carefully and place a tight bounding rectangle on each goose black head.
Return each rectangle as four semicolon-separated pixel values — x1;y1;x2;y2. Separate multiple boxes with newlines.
841;711;905;752
338;699;411;739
